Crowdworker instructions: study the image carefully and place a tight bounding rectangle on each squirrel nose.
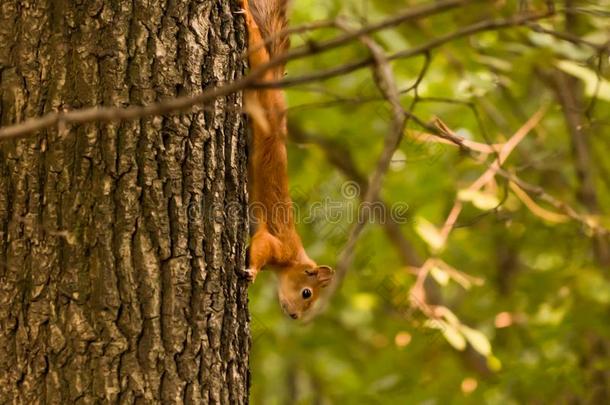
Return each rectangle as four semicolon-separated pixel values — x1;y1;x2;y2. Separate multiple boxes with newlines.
289;313;298;319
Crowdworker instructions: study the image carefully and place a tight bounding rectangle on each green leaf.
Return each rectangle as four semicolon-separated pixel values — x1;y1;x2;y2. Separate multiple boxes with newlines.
534;302;568;326
576;270;610;304
351;293;378;311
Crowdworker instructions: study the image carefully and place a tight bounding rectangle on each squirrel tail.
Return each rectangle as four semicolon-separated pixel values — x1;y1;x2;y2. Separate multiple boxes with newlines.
249;0;290;61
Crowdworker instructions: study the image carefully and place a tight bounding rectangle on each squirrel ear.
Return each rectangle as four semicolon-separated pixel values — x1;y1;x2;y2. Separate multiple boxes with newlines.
315;265;334;288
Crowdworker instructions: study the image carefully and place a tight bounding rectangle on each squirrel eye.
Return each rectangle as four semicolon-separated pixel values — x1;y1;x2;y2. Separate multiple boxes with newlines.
301;288;312;299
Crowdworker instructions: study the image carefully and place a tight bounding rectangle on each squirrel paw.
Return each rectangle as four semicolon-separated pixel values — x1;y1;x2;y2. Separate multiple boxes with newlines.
244;268;258;283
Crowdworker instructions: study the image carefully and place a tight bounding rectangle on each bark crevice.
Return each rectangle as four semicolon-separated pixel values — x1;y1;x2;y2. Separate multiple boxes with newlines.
0;1;250;403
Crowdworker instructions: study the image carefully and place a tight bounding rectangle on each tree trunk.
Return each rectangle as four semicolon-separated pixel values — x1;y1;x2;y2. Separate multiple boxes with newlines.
0;1;250;403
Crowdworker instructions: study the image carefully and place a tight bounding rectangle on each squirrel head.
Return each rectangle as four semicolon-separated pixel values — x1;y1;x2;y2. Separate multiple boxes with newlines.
277;264;334;320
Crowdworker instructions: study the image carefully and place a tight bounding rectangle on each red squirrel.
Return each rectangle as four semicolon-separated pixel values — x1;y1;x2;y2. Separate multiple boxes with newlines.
241;0;334;320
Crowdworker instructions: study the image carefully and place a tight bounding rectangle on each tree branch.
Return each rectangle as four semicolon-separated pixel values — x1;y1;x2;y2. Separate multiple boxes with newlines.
0;0;470;142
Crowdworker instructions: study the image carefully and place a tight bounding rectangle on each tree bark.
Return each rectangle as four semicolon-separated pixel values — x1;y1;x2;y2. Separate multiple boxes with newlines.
0;1;250;403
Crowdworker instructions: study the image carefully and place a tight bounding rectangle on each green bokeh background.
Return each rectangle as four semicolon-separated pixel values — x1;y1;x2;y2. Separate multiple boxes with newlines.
249;1;610;403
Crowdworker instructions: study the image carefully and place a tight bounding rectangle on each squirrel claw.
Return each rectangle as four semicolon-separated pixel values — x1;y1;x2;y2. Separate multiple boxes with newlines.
244;268;258;283
234;8;246;14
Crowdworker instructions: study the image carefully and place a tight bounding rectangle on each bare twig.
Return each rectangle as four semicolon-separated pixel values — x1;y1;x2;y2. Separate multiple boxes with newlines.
527;22;610;52
0;3;553;142
540;5;610;264
400;109;609;236
327;21;408;296
0;0;469;142
496;168;607;236
289;124;421;267
431;107;547;248
509;182;569;223
262;10;554;89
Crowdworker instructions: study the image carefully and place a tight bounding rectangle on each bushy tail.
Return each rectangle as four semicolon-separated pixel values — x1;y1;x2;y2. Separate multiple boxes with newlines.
249;0;290;59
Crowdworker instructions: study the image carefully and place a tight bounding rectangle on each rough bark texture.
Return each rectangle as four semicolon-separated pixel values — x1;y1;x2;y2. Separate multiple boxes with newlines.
0;1;250;403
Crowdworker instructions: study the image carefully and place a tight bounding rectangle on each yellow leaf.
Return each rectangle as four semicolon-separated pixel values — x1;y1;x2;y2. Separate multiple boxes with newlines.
431;266;449;286
440;321;467;351
415;217;445;251
460;325;492;356
557;60;610;101
423;319;444;330
437;306;461;326
487;355;503;371
458;189;500;210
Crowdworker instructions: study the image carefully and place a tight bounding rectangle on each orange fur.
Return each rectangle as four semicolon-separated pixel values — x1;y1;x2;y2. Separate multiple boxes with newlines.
243;0;334;320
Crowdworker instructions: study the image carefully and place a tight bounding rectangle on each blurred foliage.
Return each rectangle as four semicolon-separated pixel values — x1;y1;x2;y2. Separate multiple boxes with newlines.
248;0;610;403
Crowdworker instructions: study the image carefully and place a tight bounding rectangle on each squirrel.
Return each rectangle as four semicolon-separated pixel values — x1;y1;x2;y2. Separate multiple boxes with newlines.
241;0;334;320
